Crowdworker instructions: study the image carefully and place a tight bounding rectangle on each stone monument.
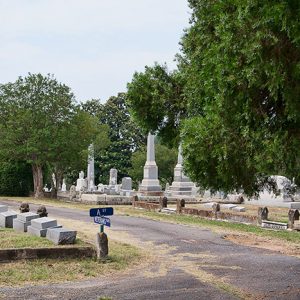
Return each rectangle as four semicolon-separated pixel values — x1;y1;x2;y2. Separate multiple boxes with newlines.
76;171;87;192
139;133;162;195
61;179;67;192
87;144;95;192
169;144;195;196
109;168;118;186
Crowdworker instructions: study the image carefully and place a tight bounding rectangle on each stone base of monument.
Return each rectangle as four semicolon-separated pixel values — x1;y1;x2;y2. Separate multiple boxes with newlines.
0;211;18;228
0;205;8;213
13;212;40;232
27;217;61;237
46;228;77;245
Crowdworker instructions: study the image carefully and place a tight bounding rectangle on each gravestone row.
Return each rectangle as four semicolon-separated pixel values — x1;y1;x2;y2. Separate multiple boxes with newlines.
0;203;76;245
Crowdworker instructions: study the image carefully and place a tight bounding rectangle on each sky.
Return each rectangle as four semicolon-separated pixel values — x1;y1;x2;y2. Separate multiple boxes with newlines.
0;0;190;103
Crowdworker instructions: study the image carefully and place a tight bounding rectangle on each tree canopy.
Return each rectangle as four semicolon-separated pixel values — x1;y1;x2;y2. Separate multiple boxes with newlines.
127;0;300;196
0;73;108;197
83;93;145;184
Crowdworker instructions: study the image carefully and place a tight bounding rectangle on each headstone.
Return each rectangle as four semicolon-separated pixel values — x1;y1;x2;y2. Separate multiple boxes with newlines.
288;209;299;229
37;206;48;217
61;179;67;192
96;232;108;259
46;228;77;245
169;144;195;196
97;184;104;193
69;185;77;201
13;212;40;232
176;199;185;213
109;168;118;186
19;202;29;213
27;217;60;237
0;211;17;228
76;171;87;192
121;177;132;191
87;144;95;191
212;203;220;212
258;207;269;225
0;205;8;213
159;197;168;209
139;133;162;195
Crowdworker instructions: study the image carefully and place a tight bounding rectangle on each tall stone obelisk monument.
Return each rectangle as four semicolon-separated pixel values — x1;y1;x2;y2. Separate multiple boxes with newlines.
169;144;195;196
87;144;95;192
139;133;162;195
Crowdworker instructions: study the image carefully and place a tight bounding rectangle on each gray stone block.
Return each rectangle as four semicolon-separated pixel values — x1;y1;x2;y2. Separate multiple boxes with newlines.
13;219;31;232
0;205;8;213
0;211;18;228
221;204;237;210
17;212;40;223
290;202;300;209
28;225;62;237
46;228;77;245
30;217;57;229
232;206;246;212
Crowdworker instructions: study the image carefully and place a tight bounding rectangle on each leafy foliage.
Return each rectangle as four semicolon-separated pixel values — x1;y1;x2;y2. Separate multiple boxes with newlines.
180;0;300;195
0;161;33;196
126;1;300;196
0;73;107;196
83;93;145;184
126;64;185;147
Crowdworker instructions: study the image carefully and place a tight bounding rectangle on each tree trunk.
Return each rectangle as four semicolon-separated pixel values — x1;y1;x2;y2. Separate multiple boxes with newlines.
32;164;44;198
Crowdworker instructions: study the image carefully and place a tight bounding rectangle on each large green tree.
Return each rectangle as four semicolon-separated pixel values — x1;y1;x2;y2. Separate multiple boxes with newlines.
126;64;185;147
83;93;145;184
0;73;107;197
127;0;300;196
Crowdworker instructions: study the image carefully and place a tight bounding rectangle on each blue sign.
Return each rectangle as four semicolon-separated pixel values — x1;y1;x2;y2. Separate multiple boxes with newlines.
94;216;111;227
89;207;114;217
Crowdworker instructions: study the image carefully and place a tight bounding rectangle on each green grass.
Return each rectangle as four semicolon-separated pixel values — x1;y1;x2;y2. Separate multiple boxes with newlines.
0;236;144;286
117;207;300;244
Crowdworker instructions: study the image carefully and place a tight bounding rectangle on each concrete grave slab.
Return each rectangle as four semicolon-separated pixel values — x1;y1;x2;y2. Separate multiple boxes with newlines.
220;204;237;210
13;219;31;232
0;205;8;213
28;225;62;237
30;217;57;229
17;212;40;223
232;206;246;212
203;202;216;209
0;211;18;228
46;228;77;245
290;202;300;209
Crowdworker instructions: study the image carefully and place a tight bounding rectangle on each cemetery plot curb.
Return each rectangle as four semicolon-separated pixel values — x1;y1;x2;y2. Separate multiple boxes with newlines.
0;246;96;262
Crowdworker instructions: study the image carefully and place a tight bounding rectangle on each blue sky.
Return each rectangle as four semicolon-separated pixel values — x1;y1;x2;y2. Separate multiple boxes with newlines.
0;0;190;103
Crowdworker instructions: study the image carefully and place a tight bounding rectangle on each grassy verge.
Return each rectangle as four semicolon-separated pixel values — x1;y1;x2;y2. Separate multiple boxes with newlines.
117;207;300;244
0;231;143;287
0;240;142;286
